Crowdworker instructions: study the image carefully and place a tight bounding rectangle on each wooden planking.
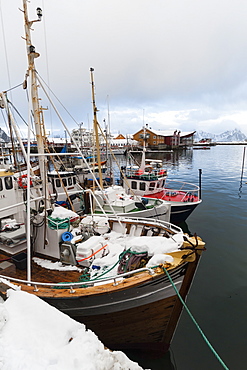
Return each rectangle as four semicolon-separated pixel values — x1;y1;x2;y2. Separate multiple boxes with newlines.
73;294;178;349
0;249;201;354
0;252;161;298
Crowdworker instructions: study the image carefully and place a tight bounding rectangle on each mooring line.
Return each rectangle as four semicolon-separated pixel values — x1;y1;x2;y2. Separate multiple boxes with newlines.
163;267;229;370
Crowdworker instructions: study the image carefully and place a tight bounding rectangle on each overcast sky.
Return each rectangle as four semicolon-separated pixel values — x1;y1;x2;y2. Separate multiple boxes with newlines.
1;0;247;137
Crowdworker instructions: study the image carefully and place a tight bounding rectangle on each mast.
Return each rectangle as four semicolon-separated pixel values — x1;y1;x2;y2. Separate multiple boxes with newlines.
90;68;103;189
106;95;113;184
22;1;49;202
21;1;51;281
139;111;146;172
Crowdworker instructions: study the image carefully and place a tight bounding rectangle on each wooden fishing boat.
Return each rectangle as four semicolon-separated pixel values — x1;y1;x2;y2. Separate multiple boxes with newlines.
0;0;206;357
0;212;205;355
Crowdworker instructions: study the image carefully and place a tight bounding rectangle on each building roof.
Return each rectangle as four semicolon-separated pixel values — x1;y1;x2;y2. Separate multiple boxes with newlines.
110;138;138;145
114;134;126;140
133;128;196;138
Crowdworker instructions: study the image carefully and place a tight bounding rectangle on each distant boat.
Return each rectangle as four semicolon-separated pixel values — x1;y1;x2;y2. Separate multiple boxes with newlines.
193;146;210;150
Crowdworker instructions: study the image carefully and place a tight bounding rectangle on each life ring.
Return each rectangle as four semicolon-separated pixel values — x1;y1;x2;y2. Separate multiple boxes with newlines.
18;174;33;189
135;169;144;176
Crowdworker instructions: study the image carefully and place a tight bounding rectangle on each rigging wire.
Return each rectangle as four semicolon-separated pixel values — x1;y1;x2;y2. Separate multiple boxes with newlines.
41;0;53;135
4;83;24;92
8;98;36;141
0;0;13;99
1;107;9;136
37;72;80;126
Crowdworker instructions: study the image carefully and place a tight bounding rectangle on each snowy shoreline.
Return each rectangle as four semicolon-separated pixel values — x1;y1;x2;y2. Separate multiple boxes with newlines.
0;290;146;370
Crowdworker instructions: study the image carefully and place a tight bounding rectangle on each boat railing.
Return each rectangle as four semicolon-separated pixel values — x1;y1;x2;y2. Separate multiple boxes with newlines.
125;168;166;181
165;179;201;200
107;215;182;234
0;266;155;293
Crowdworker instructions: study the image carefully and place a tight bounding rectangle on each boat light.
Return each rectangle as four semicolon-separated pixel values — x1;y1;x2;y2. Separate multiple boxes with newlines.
36;7;42;20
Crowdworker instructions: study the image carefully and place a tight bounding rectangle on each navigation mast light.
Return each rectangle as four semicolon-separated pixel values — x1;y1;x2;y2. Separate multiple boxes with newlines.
36;7;42;20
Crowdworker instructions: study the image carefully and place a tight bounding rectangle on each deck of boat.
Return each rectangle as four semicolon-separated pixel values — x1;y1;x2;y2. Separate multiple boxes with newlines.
0;252;82;284
145;189;200;203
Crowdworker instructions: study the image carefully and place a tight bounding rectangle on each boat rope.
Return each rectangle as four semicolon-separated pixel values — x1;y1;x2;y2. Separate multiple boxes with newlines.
47;217;70;230
78;248;147;282
77;244;108;263
162;266;229;370
53;248;132;288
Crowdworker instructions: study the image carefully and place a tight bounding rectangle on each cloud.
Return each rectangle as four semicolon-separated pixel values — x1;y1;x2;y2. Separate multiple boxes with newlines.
1;0;247;137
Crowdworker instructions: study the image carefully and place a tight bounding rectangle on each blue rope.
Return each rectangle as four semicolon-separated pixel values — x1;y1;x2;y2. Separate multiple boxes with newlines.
163;266;229;370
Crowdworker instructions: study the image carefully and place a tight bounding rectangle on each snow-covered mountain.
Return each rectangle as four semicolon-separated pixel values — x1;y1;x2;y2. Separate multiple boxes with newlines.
194;128;247;142
0;127;10;142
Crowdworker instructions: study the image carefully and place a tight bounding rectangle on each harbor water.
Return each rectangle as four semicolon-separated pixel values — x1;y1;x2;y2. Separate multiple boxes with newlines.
122;145;247;370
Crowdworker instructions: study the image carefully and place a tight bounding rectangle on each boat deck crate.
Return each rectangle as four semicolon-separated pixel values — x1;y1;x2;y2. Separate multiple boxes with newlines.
11;252;27;270
76;236;109;267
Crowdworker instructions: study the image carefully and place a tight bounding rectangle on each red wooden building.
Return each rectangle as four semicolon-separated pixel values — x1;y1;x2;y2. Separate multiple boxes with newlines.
132;128;196;148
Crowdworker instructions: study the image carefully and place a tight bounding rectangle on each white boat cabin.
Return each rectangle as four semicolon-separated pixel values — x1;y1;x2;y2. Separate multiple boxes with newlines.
47;171;84;214
123;160;167;197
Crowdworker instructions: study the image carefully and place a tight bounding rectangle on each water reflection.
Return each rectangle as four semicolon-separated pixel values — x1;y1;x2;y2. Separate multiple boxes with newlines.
120;146;247;369
127;148;194;169
238;146;246;198
123;349;176;370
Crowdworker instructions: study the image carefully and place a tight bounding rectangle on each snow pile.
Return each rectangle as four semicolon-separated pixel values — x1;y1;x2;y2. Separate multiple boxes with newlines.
78;232;182;279
51;206;79;219
0;290;145;370
33;257;82;272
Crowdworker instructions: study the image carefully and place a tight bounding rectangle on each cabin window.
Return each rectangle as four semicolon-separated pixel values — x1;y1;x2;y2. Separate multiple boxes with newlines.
153;141;156;144
62;178;67;187
55;179;61;187
162;179;166;187
153;136;156;139
149;182;155;191
156;181;161;188
139;182;146;191
131;181;137;190
73;177;76;185
4;176;13;190
0;179;2;191
68;177;72;186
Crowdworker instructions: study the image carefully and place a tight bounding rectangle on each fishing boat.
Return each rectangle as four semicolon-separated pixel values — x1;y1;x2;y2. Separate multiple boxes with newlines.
0;0;206;356
0;210;205;354
122;146;202;224
92;184;171;222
